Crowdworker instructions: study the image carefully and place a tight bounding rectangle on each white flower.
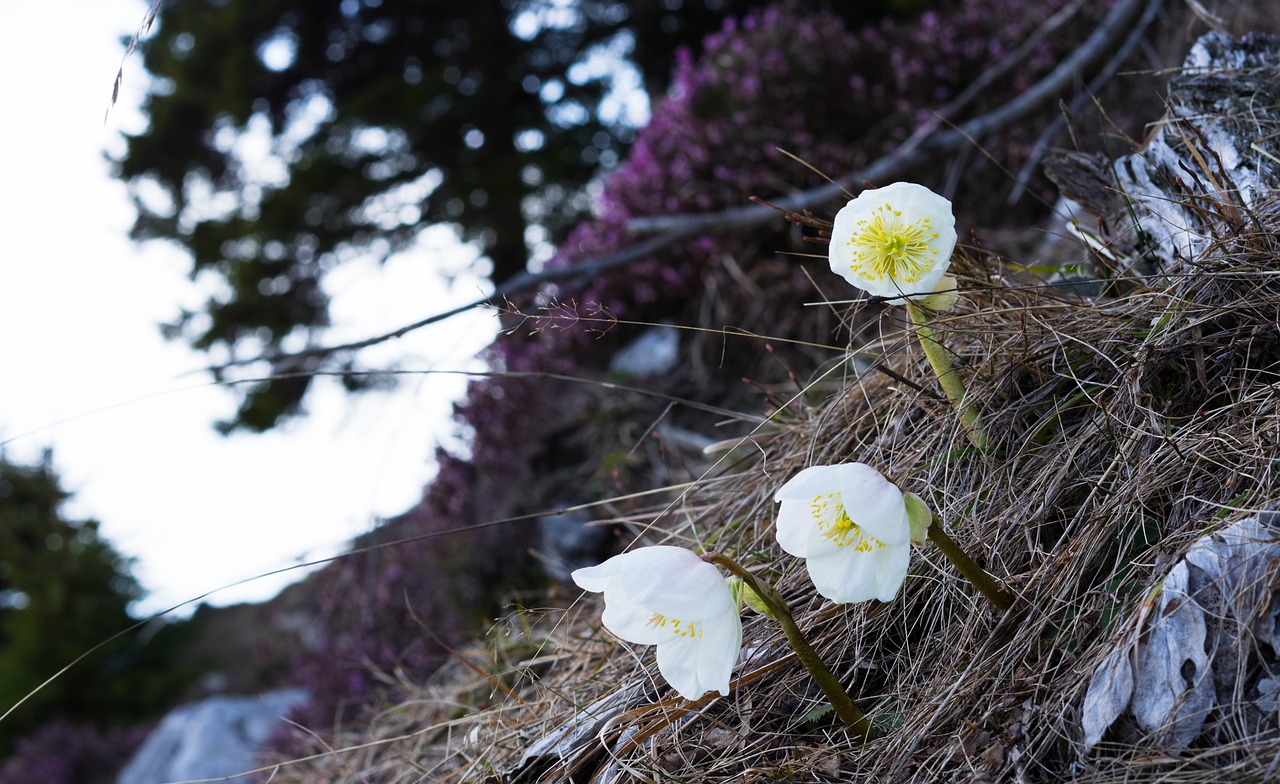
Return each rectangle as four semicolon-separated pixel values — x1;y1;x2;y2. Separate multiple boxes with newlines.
774;463;911;603
571;546;742;700
829;182;957;303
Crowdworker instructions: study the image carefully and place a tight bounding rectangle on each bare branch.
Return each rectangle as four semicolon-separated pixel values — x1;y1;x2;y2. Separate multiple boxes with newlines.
206;0;1151;376
627;0;1152;236
208;227;693;373
1007;0;1164;204
876;0;1088;168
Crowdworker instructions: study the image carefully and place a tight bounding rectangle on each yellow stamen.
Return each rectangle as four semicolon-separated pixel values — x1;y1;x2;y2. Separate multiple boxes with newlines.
811;493;886;551
647;612;702;639
845;203;940;283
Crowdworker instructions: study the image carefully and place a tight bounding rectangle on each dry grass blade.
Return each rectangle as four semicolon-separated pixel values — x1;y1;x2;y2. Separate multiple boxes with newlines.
260;27;1280;784
263;200;1280;783
105;0;160;124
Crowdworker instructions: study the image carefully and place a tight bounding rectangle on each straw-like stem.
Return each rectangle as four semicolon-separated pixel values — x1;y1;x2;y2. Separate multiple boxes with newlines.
925;521;1015;612
705;553;874;740
907;302;988;450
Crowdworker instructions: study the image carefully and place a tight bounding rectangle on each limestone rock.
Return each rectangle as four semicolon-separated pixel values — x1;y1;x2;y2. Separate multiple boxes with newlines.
1080;510;1280;750
537;512;619;583
1045;32;1280;273
116;689;308;784
608;325;679;378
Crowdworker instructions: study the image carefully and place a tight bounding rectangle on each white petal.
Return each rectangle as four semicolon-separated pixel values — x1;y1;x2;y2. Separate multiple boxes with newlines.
574;546;742;675
574;547;720;617
574;551;675;644
655;637;706;700
654;611;742;699
612;547;732;619
869;542;911;602
774;465;844;502
805;548;883;604
889;182;954;224
775;498;815;558
597;586;672;645
571;557;623;594
696;609;743;695
775;465;847;558
828;182;955;302
571;546;745;703
805;541;908;604
836;463;910;545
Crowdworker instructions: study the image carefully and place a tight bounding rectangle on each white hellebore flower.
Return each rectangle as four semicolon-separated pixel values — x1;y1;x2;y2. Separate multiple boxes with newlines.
571;546;742;700
774;463;911;603
829;182;957;303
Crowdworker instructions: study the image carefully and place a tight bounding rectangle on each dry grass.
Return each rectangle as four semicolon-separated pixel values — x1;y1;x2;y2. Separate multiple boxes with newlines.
258;203;1280;782
257;21;1280;778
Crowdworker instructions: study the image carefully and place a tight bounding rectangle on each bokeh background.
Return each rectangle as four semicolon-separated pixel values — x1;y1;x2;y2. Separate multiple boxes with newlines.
2;0;1269;780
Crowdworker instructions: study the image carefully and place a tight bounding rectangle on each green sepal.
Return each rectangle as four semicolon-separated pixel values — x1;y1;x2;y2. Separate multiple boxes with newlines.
736;576;789;620
904;491;933;545
727;576;746;613
919;274;959;312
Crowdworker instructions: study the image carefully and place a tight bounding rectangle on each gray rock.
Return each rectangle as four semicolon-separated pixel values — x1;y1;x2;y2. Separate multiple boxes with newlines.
1046;32;1280;274
537;513;619;583
1081;510;1280;750
510;682;648;782
117;689;308;784
608;326;679;378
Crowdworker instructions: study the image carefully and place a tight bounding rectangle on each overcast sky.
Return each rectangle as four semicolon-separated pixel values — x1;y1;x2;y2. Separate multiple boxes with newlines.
0;1;497;616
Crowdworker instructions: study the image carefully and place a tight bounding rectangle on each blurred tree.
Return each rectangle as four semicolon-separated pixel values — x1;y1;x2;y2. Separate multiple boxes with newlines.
0;451;195;756
113;0;901;433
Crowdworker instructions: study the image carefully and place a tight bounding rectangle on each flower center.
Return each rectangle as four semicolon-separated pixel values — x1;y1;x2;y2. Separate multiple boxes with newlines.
647;612;702;639
845;203;940;284
811;493;886;551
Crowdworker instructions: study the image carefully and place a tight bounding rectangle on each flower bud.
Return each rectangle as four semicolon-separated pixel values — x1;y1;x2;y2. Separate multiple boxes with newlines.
731;576;789;621
919;274;959;312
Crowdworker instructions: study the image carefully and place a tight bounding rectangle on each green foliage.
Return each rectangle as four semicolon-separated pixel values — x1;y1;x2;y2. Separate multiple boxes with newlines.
116;1;737;431
0;451;197;755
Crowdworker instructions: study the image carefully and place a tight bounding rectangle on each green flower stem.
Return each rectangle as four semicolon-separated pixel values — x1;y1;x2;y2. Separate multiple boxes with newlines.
906;302;987;450
925;520;1015;612
704;553;873;740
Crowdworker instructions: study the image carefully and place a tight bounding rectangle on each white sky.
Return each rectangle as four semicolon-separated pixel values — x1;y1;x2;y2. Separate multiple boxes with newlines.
0;1;497;616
